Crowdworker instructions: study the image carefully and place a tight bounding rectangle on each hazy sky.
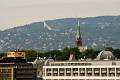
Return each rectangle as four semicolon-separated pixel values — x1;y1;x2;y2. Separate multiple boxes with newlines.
0;0;120;30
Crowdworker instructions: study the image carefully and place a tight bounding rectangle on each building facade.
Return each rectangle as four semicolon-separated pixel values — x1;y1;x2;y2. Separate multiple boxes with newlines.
43;60;120;80
7;49;26;59
43;50;120;80
0;67;13;80
33;57;45;80
0;63;36;80
0;50;37;80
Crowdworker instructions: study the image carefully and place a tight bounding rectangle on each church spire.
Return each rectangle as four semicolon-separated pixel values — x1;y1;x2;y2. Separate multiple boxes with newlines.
76;21;80;39
75;20;82;47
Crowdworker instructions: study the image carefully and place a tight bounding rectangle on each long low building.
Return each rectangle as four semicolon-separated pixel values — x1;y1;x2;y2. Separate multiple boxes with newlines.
43;50;120;80
43;60;120;80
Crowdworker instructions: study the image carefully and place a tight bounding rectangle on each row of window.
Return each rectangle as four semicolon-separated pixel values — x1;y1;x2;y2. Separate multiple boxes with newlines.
0;78;11;80
50;63;92;66
44;68;120;77
44;79;120;80
0;69;12;73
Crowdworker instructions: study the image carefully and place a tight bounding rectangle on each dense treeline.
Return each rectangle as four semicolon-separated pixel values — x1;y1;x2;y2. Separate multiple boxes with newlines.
0;52;6;58
25;47;120;62
0;47;120;62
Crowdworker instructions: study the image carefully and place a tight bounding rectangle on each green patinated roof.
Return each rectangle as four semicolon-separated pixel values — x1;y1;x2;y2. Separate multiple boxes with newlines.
76;21;81;38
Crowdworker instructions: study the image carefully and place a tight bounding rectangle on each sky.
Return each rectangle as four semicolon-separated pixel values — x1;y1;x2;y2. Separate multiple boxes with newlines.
0;0;120;30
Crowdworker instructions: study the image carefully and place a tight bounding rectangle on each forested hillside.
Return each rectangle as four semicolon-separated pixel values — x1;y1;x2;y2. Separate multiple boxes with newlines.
0;16;120;51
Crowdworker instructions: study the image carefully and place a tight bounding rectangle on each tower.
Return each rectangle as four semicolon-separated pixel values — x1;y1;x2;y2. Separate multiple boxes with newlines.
75;21;82;48
75;20;87;52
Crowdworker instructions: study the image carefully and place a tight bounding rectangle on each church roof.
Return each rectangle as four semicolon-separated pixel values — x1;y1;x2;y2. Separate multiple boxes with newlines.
33;57;45;64
76;21;81;39
44;57;54;66
96;50;115;60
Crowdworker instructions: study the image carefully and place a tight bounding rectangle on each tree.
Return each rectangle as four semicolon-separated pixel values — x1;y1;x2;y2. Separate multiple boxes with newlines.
0;52;6;58
69;47;81;60
112;49;120;59
44;50;62;60
81;49;100;59
62;47;70;60
25;49;38;62
62;47;81;60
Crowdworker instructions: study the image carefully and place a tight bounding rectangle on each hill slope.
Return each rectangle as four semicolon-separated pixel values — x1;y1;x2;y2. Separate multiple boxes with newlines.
0;16;120;51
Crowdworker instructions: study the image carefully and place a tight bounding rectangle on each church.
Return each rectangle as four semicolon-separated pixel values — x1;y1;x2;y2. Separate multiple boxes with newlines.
75;21;87;52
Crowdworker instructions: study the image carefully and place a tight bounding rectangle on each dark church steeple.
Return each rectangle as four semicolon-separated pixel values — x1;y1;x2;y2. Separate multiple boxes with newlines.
75;21;82;48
